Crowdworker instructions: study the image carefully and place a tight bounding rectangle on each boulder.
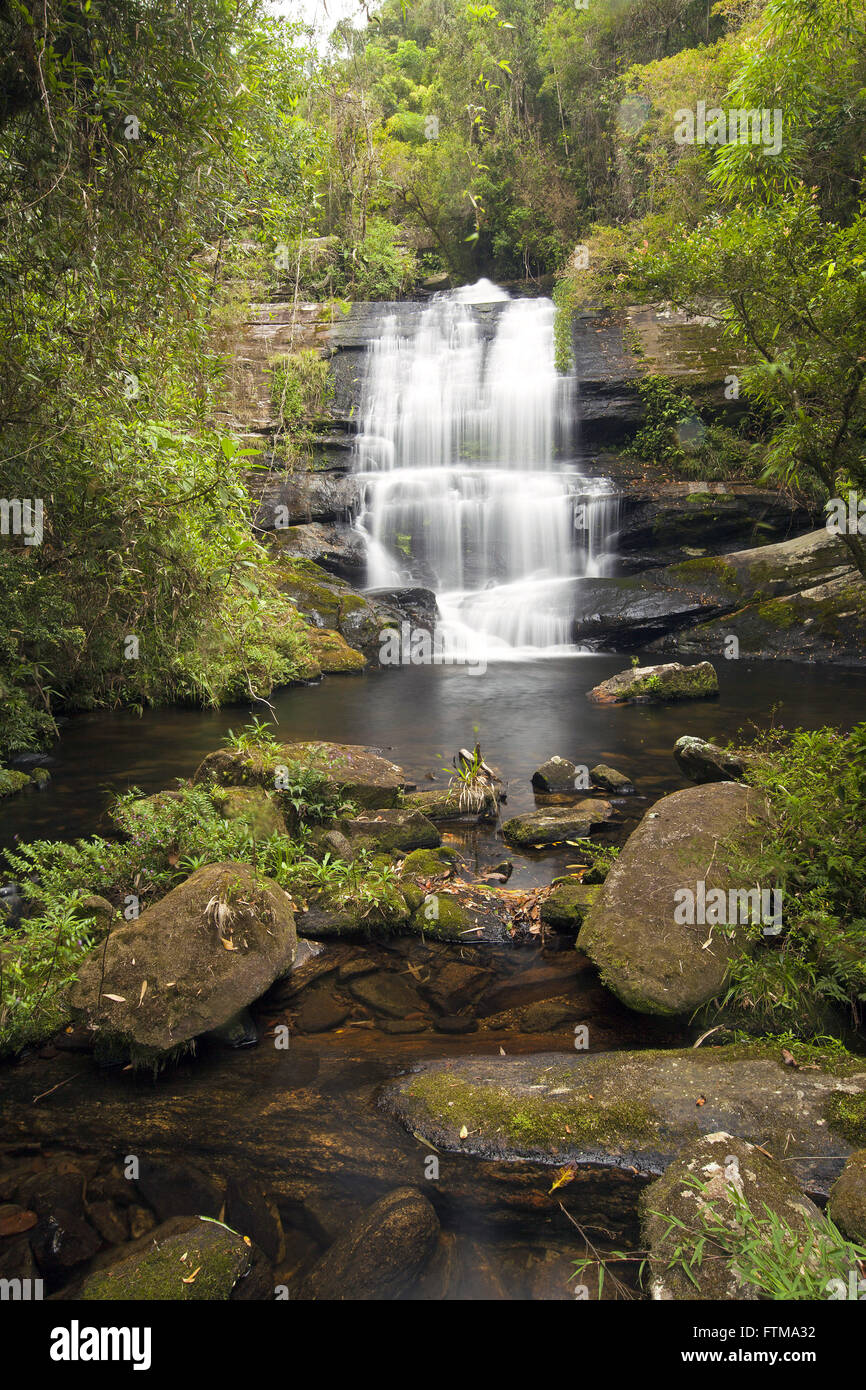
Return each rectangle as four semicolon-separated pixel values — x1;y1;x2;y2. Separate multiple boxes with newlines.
531;756;579;793
194;739;408;810
76;1215;269;1300
641;1133;824;1301
338;807;440;854
270;521;367;579
828;1149;866;1243
382;1046;866;1193
66;862;297;1061
400;846;460;878
578;783;766;1016
251;470;361;528
294;1187;439;1300
587;660;718;705
673;735;746;784
502;801;614;847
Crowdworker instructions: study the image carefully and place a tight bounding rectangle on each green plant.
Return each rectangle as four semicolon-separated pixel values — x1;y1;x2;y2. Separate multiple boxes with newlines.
0;897;98;1056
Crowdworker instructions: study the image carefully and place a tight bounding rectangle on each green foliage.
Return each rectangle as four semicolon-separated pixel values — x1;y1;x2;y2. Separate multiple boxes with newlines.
650;1174;866;1300
0;898;98;1057
632;375;701;468
719;724;866;1035
270;350;334;428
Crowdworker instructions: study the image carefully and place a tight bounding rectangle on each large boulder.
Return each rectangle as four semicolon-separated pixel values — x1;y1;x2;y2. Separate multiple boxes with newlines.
828;1149;866;1243
67;862;297;1061
382;1045;866;1193
531;756;579;793
587;661;718;705
578;782;766;1016
640;1133;824;1301
194;739;408;810
502;801;613;847
294;1188;439;1300
673;735;746;784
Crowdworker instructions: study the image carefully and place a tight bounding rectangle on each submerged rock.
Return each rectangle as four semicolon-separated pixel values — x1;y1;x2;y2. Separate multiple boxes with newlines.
673;735;746;784
540;882;600;932
294;1187;439;1301
502;801;613;847
587;660;718;705
382;1046;866;1193
641;1133;824;1301
66;862;297;1062
579;783;766;1015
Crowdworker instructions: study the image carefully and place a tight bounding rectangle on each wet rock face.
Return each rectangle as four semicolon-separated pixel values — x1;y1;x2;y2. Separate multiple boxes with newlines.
294;1187;439;1300
640;1133;824;1301
578;782;765;1017
531;756;579;793
673;735;746;784
382;1047;866;1194
338;807;441;854
66;861;297;1061
250;470;362;529
587;660;718;705
828;1149;866;1243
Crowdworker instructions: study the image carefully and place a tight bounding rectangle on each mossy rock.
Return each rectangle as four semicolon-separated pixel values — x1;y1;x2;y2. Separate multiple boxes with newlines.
305;626;366;673
0;768;34;796
77;1215;267;1300
400;846;460;879
382;1046;866;1191
540;882;600;932
408;889;513;944
640;1133;824;1301
828;1150;866;1243
587;661;718;706
578;782;766;1016
210;786;287;838
193;740;406;810
339;808;440;854
301;884;412;937
66;861;297;1062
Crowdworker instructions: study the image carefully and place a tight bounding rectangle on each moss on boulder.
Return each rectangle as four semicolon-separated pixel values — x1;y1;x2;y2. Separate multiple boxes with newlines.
193;739;407;810
540;882;600;932
587;661;718;705
502;801;613;847
578;782;767;1016
78;1215;266;1300
305;627;367;673
828;1150;866;1243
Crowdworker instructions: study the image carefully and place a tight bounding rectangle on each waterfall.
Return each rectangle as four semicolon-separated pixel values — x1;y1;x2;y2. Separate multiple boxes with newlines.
354;280;617;660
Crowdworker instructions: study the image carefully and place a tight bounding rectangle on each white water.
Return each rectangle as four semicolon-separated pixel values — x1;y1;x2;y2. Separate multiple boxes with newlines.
354;280;618;660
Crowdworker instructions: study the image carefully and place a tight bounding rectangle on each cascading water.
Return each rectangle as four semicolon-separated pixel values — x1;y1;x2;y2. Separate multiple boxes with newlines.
354;279;618;660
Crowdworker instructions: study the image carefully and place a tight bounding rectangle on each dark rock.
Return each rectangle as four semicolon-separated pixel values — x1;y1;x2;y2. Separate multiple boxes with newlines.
294;1187;439;1300
294;989;350;1034
540;882;600;932
421;962;491;1014
225;1176;285;1264
134;1159;223;1223
271;521;367;579
673;735;746;784
348;971;423;1019
590;764;635;794
521;999;580;1031
433;1015;478;1034
322;829;355;862
194;739;407;810
251;470;361;528
204;1006;259;1049
339;807;440;854
74;1215;269;1301
531;756;578;793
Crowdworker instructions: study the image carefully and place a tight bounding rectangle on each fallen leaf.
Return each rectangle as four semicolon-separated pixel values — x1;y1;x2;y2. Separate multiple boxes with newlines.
696;1095;706;1107
781;1048;798;1068
138;980;148;1006
459;1124;469;1139
0;1209;37;1235
548;1165;578;1195
220;937;237;951
102;993;126;1002
181;1266;201;1284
